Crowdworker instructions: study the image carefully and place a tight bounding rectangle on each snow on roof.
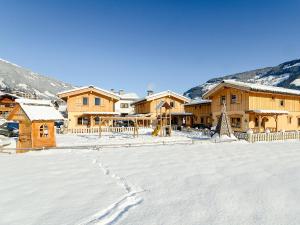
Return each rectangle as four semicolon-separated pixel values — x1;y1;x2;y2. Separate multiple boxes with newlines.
132;90;190;104
222;80;300;95
57;85;120;99
248;109;289;114
184;99;212;106
0;92;19;99
119;92;139;100
16;99;64;121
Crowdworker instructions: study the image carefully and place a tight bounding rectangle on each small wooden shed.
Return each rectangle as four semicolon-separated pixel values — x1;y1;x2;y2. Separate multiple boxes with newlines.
8;99;64;150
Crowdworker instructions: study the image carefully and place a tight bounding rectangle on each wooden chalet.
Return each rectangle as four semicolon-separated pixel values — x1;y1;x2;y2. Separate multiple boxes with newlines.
184;99;212;128
203;80;300;133
57;85;121;129
131;90;190;126
0;92;18;118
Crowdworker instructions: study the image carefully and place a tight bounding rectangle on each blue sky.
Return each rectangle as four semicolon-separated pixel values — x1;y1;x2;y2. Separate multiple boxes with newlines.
0;0;300;96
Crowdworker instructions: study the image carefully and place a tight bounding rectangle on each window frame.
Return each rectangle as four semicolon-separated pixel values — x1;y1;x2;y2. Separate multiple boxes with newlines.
220;95;226;105
231;94;237;104
94;116;100;125
230;117;241;128
94;97;101;106
83;97;89;106
39;124;49;138
120;103;129;108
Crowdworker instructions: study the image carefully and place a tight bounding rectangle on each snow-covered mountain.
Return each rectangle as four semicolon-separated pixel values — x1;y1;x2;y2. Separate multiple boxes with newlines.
184;59;300;99
0;58;74;99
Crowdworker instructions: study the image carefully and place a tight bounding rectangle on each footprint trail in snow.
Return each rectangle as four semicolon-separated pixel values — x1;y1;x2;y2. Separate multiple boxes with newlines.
77;157;145;225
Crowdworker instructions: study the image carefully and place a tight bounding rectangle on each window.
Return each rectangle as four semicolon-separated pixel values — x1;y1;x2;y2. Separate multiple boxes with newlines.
83;97;88;105
39;124;49;138
280;100;285;107
94;117;100;125
200;117;204;124
77;117;90;125
220;96;226;105
231;94;237;104
120;103;129;108
231;117;241;128
77;117;83;125
298;118;300;126
288;116;292;124
255;118;259;127
95;97;101;106
170;101;175;108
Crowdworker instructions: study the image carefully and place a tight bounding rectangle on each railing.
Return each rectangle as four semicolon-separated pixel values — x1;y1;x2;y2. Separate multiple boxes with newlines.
247;131;300;143
234;132;249;140
64;126;151;134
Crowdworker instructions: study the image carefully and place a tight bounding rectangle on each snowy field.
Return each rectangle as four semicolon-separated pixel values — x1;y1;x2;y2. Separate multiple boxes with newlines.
56;130;210;147
0;140;300;225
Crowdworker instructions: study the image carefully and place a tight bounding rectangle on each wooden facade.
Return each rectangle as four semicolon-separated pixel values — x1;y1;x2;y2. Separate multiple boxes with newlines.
132;91;190;117
184;100;212;128
57;86;120;129
8;102;61;150
203;80;300;133
0;93;18;118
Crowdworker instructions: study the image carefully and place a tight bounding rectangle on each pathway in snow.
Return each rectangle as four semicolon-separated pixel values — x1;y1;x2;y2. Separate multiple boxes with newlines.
77;155;145;225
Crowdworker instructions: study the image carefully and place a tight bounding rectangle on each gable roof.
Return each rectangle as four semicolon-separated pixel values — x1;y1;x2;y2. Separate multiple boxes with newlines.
0;92;18;100
119;92;139;100
203;79;300;98
9;99;64;121
57;85;120;100
132;90;190;105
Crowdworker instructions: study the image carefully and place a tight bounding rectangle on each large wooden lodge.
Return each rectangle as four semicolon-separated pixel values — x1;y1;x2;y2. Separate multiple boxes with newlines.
203;80;300;133
57;86;120;129
54;80;300;134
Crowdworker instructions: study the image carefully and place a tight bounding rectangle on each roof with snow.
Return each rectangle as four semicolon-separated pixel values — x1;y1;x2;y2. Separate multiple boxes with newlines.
13;99;64;121
184;99;212;106
203;80;300;98
57;85;120;100
119;92;139;100
0;92;19;99
132;90;190;105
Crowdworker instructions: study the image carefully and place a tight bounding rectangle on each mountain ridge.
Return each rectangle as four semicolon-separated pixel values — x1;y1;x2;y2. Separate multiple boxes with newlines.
184;59;300;99
0;58;74;99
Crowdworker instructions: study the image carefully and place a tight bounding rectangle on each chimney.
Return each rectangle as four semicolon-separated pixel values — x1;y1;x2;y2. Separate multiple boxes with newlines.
119;89;125;95
147;90;154;96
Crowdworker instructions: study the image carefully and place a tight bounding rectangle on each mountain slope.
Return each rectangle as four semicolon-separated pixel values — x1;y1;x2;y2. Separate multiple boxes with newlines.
0;58;74;99
184;59;300;99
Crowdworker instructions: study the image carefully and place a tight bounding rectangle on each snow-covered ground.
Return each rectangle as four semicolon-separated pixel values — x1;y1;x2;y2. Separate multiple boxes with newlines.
1;140;300;225
56;130;210;147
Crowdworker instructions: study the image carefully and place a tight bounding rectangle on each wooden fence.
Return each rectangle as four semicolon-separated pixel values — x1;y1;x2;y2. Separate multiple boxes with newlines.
237;131;300;143
64;126;151;134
